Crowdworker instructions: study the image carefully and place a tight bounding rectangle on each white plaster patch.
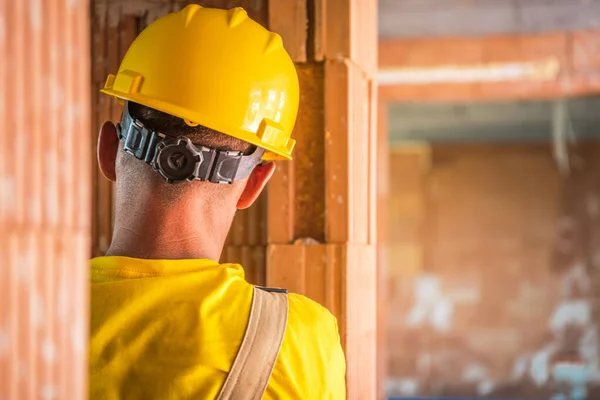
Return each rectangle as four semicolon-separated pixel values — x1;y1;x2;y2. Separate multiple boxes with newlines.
405;276;454;333
462;362;488;382
549;300;591;332
41;339;56;364
385;378;418;396
562;263;590;296
553;363;588;384
405;303;428;328
512;354;529;380
530;344;556;386
431;298;453;333
477;379;495;396
571;386;588;400
29;0;42;31
414;276;441;303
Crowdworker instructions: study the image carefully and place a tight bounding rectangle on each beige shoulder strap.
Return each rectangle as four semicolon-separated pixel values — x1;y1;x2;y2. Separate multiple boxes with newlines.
218;287;288;400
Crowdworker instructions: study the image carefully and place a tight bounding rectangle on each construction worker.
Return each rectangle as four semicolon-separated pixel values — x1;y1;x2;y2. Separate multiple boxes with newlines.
90;4;346;400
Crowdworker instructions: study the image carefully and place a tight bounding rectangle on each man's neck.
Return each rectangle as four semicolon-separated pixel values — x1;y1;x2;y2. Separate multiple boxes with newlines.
105;202;234;261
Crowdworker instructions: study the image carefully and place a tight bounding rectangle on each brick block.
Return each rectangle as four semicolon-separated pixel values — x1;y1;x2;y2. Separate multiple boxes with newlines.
268;0;307;62
293;64;326;241
265;242;376;394
226;192;267;246
344;244;377;400
221;245;266;286
266;243;307;294
316;0;377;77
325;60;373;244
267;63;326;244
266;243;343;314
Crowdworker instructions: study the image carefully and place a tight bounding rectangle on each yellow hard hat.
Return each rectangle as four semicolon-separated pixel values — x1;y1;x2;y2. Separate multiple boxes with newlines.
101;5;299;160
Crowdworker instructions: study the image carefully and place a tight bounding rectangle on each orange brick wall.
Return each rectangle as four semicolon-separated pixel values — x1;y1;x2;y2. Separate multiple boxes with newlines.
0;0;91;398
386;143;600;399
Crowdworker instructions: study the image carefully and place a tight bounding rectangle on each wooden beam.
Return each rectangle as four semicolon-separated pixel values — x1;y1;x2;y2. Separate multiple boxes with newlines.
379;30;600;102
379;75;600;102
379;33;569;69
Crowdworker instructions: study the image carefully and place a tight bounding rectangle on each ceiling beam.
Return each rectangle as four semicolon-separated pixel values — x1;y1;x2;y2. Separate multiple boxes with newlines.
378;30;600;102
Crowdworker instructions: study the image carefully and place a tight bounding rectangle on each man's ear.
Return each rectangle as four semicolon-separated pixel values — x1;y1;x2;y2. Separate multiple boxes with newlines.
236;162;276;210
97;121;119;182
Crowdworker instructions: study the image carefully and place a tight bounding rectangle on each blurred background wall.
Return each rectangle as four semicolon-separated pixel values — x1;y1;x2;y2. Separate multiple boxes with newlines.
385;101;600;399
379;1;600;399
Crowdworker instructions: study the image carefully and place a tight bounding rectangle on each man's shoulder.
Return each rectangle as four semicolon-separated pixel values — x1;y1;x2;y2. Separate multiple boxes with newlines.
286;293;339;339
288;292;334;319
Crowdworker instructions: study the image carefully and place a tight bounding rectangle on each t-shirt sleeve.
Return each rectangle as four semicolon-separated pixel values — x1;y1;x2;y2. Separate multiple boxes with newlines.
326;316;347;399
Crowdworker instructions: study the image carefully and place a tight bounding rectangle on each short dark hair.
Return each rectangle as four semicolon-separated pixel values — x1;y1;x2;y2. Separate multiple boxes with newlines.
128;102;254;154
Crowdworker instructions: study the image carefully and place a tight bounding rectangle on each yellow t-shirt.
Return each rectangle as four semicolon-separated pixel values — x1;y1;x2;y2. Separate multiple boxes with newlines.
90;257;346;399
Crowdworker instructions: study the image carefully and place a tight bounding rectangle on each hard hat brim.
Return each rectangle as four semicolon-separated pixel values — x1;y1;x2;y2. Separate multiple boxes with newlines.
100;88;294;161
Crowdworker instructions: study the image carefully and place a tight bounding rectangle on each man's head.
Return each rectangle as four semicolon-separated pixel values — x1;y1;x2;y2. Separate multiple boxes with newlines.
97;102;275;210
97;6;298;259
